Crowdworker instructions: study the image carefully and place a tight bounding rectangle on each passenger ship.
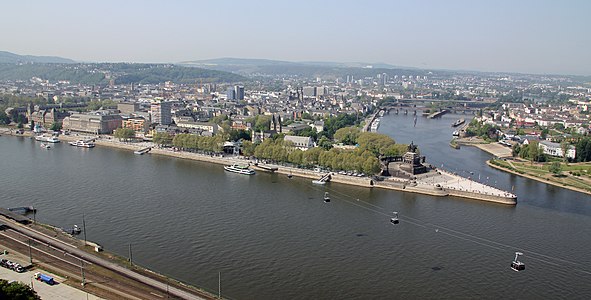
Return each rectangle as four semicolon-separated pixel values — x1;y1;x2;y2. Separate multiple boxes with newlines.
224;163;255;175
69;140;95;148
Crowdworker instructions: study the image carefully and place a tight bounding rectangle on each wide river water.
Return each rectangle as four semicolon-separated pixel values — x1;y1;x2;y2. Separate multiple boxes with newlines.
1;113;590;299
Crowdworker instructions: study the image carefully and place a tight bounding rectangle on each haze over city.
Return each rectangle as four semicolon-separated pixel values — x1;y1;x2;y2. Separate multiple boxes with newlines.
1;0;590;75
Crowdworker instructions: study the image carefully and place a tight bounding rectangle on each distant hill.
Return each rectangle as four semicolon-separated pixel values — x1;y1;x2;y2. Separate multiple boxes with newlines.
0;50;76;64
179;57;427;78
0;63;245;85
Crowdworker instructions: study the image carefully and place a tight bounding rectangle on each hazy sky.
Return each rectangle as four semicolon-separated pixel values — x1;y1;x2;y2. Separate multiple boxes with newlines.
1;0;590;75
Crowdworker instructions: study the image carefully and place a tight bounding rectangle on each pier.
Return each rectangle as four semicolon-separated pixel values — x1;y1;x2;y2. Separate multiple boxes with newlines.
7;206;36;214
253;164;278;172
0;208;32;224
134;147;152;155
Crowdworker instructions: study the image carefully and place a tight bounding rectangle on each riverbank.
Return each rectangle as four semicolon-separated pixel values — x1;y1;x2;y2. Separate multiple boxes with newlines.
455;137;512;158
487;159;591;196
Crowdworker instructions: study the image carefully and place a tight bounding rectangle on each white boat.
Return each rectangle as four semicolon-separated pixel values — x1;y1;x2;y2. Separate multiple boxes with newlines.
312;180;326;185
452;131;459;137
324;192;330;203
35;135;60;143
40;143;51;150
72;225;81;234
224;163;255;175
69;140;95;148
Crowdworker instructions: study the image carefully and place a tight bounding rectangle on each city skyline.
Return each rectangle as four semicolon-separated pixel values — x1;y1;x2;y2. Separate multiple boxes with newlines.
1;0;590;76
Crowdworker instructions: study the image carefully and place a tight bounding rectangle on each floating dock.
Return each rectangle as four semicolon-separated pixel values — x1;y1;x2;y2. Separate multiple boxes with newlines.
427;110;448;119
134;147;152;155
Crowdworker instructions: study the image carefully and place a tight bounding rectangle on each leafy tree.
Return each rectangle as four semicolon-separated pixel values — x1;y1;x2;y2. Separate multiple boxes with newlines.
549;161;562;176
553;123;565;130
512;143;521;157
245;115;272;132
575;137;591;162
334;127;360;145
114;127;135;142
0;111;10;124
295;126;318;140
228;129;251;142
153;132;173;146
50;122;62;131
0;279;40;300
541;128;549;139
241;140;257;157
317;136;333;150
560;141;570;162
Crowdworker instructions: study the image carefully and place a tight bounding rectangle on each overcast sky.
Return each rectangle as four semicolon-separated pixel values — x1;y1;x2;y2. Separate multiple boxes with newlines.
1;0;589;75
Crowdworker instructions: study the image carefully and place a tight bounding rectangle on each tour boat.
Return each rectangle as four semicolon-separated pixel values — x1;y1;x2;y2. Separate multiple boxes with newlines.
69;140;95;148
452;118;465;127
35;135;60;143
224;163;255;175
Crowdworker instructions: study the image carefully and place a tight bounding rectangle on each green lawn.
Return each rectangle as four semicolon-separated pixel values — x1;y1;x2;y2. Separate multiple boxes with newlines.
490;159;591;193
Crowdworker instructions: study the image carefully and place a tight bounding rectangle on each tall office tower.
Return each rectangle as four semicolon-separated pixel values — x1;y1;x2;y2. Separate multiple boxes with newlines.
150;101;172;125
234;85;245;100
227;88;236;100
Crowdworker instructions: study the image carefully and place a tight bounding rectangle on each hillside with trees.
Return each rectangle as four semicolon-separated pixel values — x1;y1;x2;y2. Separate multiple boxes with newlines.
0;63;245;85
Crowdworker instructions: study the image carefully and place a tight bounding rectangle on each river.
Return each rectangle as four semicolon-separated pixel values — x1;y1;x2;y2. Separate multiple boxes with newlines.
0;113;590;299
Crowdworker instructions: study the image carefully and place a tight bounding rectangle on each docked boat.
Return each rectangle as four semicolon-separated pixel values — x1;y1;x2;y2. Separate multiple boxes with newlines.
35;135;60;143
452;131;460;137
287;171;293;179
370;118;380;132
134;147;151;155
224;163;255;175
69;140;95;148
73;225;81;234
452;118;465;127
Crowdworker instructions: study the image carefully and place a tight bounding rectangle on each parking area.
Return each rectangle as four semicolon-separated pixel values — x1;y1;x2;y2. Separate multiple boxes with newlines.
0;265;102;299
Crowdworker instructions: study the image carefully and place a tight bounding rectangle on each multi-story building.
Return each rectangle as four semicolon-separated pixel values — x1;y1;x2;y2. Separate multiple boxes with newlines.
118;102;139;114
175;121;219;134
150;101;172;125
227;85;245;100
234;85;244;100
62;113;122;134
122;117;149;133
284;135;315;151
538;140;576;160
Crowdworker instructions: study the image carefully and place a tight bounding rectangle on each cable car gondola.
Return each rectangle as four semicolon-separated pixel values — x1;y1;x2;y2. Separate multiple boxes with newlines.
390;212;399;225
511;252;525;272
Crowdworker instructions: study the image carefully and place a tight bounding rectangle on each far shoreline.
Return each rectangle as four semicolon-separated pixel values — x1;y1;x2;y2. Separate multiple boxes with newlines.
1;128;517;205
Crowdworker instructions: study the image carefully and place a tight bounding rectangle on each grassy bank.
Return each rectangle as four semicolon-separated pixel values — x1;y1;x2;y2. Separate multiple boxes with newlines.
488;158;591;195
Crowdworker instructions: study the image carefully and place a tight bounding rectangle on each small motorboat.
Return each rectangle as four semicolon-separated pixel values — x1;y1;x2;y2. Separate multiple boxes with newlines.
72;225;82;234
40;143;51;150
324;192;330;203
